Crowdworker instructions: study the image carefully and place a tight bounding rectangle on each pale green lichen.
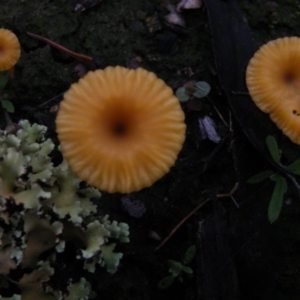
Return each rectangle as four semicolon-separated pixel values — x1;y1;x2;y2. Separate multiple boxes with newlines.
65;278;96;300
0;295;21;300
0;120;130;298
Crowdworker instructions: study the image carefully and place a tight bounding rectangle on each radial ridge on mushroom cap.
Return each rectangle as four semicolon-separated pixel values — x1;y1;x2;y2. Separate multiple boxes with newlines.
246;37;300;145
56;66;186;193
0;29;21;71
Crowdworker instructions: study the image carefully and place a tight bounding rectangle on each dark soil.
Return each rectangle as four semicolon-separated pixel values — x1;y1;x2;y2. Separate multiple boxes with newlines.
1;0;300;299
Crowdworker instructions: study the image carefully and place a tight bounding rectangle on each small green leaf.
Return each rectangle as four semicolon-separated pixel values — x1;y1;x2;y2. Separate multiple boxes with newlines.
158;275;175;289
168;260;183;277
247;170;274;184
193;81;211;98
286;159;300;175
269;173;278;181
1;99;14;113
176;87;190;102
182;266;193;275
177;276;183;282
266;135;281;164
0;72;9;90
183;245;196;265
268;174;287;224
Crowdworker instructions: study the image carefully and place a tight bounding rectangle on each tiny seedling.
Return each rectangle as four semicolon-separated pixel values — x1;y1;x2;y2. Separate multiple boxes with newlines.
248;135;300;223
0;72;14;113
176;81;211;102
158;245;196;289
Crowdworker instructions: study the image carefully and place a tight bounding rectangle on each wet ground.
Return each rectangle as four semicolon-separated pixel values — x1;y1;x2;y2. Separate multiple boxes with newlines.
1;0;300;299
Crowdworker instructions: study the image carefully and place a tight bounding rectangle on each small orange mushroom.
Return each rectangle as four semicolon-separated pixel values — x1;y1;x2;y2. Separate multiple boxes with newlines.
246;37;300;145
56;66;186;193
0;29;21;73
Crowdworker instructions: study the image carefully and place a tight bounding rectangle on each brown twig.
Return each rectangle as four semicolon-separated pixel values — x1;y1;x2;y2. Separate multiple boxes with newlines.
155;183;239;251
38;92;64;108
155;198;210;251
26;32;96;70
207;95;229;128
216;182;239;208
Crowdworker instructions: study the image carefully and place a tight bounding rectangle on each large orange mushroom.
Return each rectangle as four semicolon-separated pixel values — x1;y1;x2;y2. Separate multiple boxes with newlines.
246;37;300;145
0;29;21;72
56;66;186;193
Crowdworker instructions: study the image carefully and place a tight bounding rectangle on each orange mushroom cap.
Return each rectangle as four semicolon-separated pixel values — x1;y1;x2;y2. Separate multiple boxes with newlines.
0;29;21;71
246;37;300;145
56;66;186;193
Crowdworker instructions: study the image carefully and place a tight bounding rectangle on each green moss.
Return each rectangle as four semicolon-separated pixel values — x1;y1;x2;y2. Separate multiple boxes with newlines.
0;0;211;109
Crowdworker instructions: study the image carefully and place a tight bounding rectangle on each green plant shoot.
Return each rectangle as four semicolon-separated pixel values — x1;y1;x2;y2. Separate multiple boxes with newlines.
0;71;15;113
248;135;300;224
158;245;196;289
